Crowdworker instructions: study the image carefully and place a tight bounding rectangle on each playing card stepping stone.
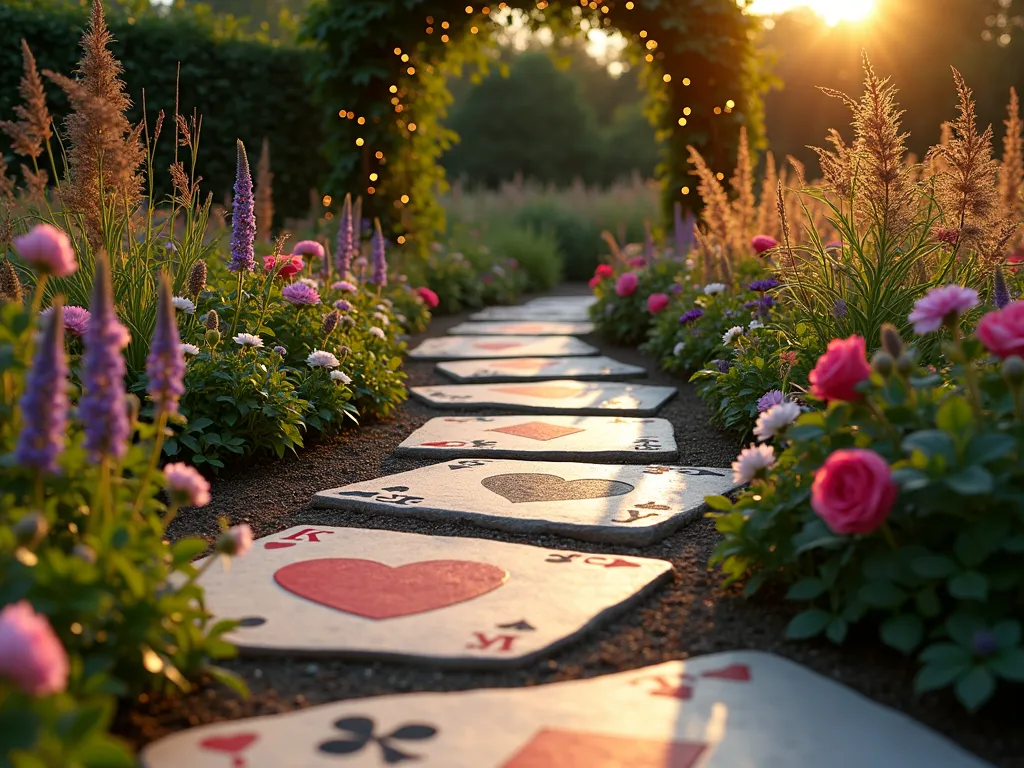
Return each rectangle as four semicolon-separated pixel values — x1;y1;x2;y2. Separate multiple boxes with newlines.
469;306;590;322
141;650;991;767
394;416;677;462
410;380;676;416
526;295;597;309
182;526;671;665
447;321;595;336
314;459;735;545
437;356;645;383
409;336;597;361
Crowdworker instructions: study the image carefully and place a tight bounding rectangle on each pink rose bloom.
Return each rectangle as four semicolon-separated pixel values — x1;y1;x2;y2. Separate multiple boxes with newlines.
811;449;898;534
41;305;90;337
14;224;77;277
908;284;979;334
751;234;778;255
647;293;670;313
416;286;439;308
292;240;325;261
217;524;253;557
615;272;639;297
594;264;614;280
281;282;321;305
588;275;601;289
163;462;211;507
263;254;304;278
0;601;69;696
808;335;871;402
977;300;1024;358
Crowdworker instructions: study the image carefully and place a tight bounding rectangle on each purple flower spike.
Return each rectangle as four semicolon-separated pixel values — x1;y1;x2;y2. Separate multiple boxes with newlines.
80;254;131;463
336;193;354;277
229;140;256;273
371;218;387;287
994;267;1011;310
15;303;68;474
147;273;186;416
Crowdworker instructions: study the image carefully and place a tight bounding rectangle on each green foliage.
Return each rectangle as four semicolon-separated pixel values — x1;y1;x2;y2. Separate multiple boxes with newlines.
709;329;1024;711
301;0;763;248
0;298;240;764
482;224;562;292
0;1;320;225
589;255;681;345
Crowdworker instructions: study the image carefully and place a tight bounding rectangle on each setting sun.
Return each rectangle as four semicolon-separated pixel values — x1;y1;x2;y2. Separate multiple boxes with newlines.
746;0;876;26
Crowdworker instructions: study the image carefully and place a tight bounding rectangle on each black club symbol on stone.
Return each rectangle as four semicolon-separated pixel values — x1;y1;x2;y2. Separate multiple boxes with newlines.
318;717;437;763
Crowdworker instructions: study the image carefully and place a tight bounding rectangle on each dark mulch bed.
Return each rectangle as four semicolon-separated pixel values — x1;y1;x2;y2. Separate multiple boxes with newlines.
120;284;1012;765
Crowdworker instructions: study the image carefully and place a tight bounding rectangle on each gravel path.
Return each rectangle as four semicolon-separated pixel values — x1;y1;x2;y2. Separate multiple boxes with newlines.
123;285;1014;766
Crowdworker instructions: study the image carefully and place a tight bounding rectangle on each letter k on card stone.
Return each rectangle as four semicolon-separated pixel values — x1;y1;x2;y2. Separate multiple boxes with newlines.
314;460;737;545
187;526;670;665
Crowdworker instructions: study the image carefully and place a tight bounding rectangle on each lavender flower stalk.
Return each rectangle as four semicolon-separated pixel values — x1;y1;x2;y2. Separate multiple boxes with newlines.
229;140;256;273
80;253;130;463
15;303;68;474
146;273;186;416
336;193;354;276
994;266;1011;309
370;218;387;287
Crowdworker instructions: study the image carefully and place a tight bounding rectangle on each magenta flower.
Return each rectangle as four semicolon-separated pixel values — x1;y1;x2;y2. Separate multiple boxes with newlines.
334;299;352;311
15;305;68;473
908;285;980;334
0;601;69;696
615;272;638;297
163;462;211;507
282;282;321;305
292;240;325;262
751;235;778;255
647;293;670;313
41;305;90;337
14;224;77;278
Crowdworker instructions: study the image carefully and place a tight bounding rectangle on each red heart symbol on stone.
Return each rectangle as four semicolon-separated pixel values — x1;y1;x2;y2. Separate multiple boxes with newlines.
701;664;751;682
476;342;520;351
421;441;466;447
199;733;258;753
264;542;295;550
274;559;508;619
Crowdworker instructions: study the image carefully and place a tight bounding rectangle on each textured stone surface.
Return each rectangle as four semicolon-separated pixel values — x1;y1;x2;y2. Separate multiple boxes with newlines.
143;651;991;768
394;416;677;462
410;380;676;415
182;526;670;665
436;356;645;383
470;305;591;322
314;460;735;545
447;321;595;336
409;336;597;361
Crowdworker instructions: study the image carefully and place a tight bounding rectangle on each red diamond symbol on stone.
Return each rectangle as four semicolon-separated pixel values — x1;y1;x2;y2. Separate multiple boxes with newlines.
487;421;585;442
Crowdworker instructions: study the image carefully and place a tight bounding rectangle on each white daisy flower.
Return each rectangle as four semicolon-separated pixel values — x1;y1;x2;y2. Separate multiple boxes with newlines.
330;370;352;384
731;443;776;484
753;401;801;442
180;343;200;356
373;312;390;326
369;327;386;339
673;341;686;356
298;278;320;289
233;333;263;348
703;282;726;295
172;296;196;315
396;314;407;324
307;350;340;369
722;326;743;345
749;320;764;331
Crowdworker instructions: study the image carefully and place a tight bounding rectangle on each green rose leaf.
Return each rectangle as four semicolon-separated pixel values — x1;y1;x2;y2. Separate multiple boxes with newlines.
785;609;831;640
785;578;827;601
954;667;996;711
880;614;924;655
947;571;988;601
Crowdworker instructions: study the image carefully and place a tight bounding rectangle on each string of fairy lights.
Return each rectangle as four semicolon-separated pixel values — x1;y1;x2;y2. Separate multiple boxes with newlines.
328;0;740;239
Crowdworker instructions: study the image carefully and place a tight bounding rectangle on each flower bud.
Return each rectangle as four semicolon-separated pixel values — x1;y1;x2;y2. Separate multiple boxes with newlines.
895;353;915;377
187;259;208;298
880;323;903;359
216;524;253;557
871;351;894;377
205;329;221;348
322;310;341;336
204;309;219;331
13;512;48;548
126;394;141;427
1002;355;1024;388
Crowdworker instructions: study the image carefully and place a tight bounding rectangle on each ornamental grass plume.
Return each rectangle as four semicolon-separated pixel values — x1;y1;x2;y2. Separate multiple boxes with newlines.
687;145;734;250
45;1;144;249
229;140;256;273
0;40;52;164
371;218;387;287
0;259;23;303
930;69;1001;253
187;259;207;298
80;252;130;463
146;273;185;416
336;193;354;276
1000;88;1023;220
755;151;779;238
254;137;274;242
812;128;856;199
15;302;68;474
730;126;756;240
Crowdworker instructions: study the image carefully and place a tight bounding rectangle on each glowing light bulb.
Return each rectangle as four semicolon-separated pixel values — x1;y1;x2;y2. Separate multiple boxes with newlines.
355;138;364;147
401;195;410;203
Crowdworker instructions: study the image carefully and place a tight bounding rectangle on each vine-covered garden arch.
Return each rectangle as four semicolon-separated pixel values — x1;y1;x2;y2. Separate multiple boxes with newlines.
303;0;762;252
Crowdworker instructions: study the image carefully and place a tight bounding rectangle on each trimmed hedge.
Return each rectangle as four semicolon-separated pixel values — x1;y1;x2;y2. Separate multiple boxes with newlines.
0;3;321;225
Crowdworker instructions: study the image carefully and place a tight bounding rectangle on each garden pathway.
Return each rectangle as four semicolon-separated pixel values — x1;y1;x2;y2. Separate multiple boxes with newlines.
135;286;1017;766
